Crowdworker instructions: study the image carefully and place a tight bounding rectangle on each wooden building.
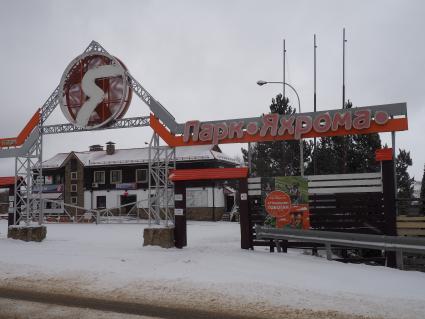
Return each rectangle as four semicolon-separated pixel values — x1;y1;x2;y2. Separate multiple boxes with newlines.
40;143;239;221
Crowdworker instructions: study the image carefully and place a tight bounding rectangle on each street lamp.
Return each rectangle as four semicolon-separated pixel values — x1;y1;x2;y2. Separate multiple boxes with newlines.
256;80;304;177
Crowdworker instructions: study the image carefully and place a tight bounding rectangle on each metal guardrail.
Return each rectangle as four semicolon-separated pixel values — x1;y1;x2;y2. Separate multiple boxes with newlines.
256;225;425;269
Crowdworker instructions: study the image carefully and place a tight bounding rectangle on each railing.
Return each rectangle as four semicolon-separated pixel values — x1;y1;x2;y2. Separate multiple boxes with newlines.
256;225;425;270
39;199;156;224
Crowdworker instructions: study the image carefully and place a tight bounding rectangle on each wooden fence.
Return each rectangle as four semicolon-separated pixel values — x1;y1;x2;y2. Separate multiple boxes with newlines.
397;216;425;237
397;216;425;271
308;173;384;234
248;173;385;248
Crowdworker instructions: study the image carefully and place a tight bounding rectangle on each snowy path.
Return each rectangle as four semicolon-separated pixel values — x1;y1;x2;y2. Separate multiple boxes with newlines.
1;220;425;319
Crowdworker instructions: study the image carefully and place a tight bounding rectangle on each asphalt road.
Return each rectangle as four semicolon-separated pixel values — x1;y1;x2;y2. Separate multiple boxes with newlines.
0;287;264;319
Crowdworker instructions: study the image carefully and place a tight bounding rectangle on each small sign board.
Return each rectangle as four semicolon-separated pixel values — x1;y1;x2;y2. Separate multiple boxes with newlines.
175;194;183;201
265;191;291;218
240;193;247;200
174;208;184;216
116;183;137;190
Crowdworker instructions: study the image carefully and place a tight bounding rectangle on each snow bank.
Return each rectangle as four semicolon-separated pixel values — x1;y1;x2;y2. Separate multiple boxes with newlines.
1;220;424;318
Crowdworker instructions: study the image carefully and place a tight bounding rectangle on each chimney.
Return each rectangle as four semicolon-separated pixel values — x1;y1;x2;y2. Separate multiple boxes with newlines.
89;144;104;152
106;141;116;155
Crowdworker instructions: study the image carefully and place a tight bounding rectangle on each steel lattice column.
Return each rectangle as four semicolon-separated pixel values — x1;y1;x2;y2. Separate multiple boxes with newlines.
148;132;176;226
13;126;43;225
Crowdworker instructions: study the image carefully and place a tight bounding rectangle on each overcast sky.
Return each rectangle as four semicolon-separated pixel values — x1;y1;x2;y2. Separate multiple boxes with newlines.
0;0;424;179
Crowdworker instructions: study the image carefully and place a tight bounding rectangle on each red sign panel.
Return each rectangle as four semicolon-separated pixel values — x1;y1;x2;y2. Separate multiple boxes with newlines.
375;148;393;161
265;191;291;218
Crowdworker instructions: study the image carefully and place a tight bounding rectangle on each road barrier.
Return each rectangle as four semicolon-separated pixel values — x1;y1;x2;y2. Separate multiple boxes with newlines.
256;225;425;270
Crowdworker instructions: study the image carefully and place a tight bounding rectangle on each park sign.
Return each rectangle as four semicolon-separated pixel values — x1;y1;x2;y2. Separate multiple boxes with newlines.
59;51;132;130
150;103;408;146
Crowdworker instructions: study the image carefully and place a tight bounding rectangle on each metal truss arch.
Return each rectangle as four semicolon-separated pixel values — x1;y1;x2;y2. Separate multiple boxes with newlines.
3;40;180;226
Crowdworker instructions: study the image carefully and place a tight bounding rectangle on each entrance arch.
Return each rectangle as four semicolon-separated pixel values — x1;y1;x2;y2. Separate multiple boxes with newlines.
169;167;249;248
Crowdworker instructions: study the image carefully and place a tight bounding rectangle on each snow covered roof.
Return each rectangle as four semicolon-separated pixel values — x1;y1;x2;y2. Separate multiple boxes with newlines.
42;145;239;169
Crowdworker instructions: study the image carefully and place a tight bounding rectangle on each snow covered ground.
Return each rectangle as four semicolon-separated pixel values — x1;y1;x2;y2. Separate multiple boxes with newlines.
1;220;425;319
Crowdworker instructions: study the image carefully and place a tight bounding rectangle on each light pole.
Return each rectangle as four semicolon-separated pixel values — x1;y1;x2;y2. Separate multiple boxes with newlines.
256;80;304;177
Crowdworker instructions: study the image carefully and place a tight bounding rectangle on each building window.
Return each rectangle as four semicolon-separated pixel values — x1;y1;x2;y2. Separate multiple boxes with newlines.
71;159;77;170
71;184;77;192
55;174;62;184
96;196;106;209
45;175;53;185
136;169;148;183
71;197;78;205
94;171;105;184
110;170;122;184
71;172;77;180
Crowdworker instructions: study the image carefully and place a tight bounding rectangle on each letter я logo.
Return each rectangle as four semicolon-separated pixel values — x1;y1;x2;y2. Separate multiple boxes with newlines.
59;52;132;129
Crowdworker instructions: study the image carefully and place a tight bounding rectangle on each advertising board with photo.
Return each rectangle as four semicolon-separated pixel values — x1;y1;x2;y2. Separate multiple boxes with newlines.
263;176;310;229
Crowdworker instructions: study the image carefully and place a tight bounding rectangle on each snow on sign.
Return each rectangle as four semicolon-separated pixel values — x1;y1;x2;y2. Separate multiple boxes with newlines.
59;51;132;129
265;191;291;218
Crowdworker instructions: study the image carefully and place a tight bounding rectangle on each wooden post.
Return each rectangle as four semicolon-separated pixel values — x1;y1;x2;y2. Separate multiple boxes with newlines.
275;240;282;253
396;250;404;270
269;240;275;253
377;148;397;268
239;178;251;249
282;240;288;253
325;243;332;261
174;181;187;248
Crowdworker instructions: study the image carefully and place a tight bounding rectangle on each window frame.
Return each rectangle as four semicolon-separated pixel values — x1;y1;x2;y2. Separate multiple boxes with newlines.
93;171;105;184
96;195;107;209
44;175;53;185
71;184;77;192
71;171;78;180
135;169;148;183
70;196;78;205
110;170;122;184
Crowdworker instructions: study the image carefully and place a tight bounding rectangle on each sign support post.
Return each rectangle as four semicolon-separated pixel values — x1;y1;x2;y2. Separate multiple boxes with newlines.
377;148;398;268
174;181;187;248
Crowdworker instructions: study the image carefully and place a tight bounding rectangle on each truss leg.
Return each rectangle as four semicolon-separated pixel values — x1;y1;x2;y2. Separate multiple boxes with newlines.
13;126;43;226
148;132;175;226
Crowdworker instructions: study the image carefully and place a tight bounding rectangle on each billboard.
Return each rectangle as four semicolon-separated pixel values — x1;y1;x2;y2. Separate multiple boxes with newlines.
263;176;310;229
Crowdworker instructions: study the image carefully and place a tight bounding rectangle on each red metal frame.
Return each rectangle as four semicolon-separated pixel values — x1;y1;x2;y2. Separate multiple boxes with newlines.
62;54;132;127
169;167;249;182
0;109;40;148
150;114;408;147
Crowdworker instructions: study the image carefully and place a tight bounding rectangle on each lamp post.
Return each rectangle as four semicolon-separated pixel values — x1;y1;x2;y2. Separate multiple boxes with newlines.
256;80;304;177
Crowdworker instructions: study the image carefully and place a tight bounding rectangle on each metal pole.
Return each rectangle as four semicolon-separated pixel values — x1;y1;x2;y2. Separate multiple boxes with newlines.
392;131;398;214
342;28;345;108
283;39;286;100
313;34;317;175
299;139;304;176
247;142;252;175
26;157;31;225
13;158;18;226
282;40;301;175
38;124;44;225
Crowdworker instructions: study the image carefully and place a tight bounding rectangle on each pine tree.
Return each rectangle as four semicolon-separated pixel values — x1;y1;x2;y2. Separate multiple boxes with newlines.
396;149;414;214
419;164;425;213
306;100;381;175
241;93;311;177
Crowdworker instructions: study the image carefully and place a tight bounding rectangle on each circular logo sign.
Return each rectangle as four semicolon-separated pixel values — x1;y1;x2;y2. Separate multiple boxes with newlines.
265;191;291;218
59;52;132;129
